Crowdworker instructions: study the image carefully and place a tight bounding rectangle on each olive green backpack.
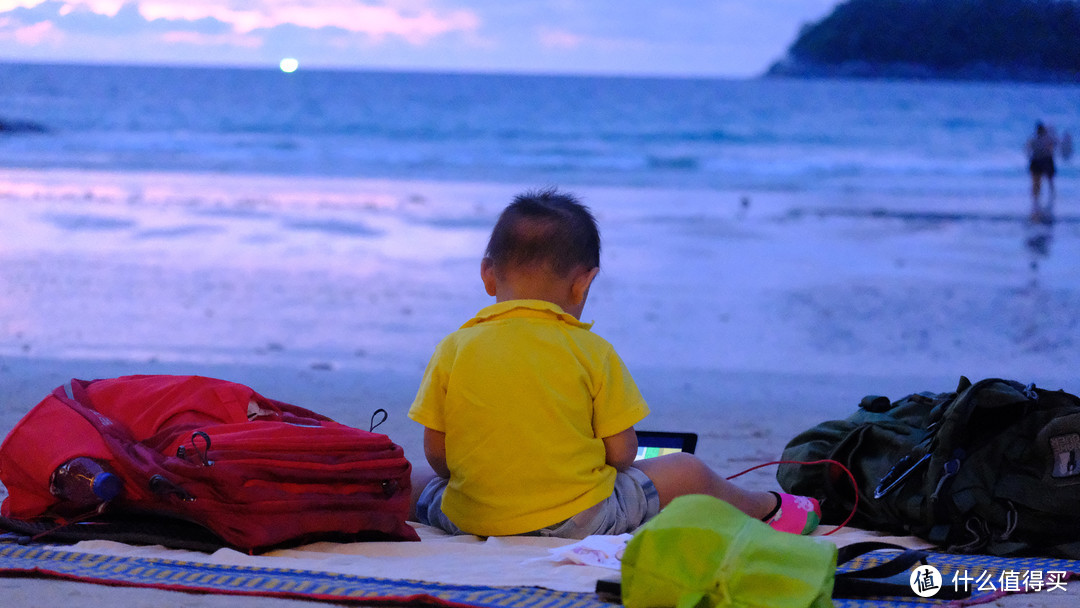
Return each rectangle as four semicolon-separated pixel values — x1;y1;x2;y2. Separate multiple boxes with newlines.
778;377;1080;557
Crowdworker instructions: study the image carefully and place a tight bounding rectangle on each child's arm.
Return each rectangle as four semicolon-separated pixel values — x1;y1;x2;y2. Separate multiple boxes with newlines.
603;427;638;471
424;427;451;478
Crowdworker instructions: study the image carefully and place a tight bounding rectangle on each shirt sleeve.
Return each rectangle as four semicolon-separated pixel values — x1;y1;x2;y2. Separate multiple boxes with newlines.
592;345;650;438
407;339;452;432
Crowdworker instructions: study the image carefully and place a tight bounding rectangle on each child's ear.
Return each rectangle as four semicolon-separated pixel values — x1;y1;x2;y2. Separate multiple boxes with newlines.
481;257;498;296
571;266;600;305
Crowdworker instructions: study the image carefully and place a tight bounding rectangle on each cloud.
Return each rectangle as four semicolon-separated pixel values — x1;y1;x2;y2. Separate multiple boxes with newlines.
1;1;231;35
250;2;479;43
11;18;58;43
0;1;836;77
0;0;480;46
414;1;838;76
82;1;473;38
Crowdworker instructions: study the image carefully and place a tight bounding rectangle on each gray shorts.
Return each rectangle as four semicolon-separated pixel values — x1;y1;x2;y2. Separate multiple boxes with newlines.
415;467;661;539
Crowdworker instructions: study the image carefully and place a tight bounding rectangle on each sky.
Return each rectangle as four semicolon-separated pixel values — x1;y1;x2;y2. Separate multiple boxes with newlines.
0;1;838;77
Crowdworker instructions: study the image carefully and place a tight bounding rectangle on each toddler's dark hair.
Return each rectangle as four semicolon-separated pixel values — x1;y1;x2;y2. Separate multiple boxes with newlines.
485;188;600;277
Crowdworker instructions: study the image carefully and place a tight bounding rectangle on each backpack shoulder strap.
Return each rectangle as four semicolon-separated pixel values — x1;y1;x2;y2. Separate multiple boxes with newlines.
833;542;971;600
53;379;177;504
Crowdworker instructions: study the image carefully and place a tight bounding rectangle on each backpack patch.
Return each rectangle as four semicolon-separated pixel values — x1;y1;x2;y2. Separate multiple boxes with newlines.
1049;433;1080;478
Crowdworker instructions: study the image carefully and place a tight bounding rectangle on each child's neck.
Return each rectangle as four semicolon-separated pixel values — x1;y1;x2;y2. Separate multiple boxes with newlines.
494;284;572;310
493;267;579;316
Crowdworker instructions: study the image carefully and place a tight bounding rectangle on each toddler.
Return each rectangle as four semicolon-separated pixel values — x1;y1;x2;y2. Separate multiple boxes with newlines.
408;188;819;538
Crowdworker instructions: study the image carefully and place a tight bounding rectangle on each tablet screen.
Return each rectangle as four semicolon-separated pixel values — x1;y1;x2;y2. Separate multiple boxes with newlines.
634;431;698;460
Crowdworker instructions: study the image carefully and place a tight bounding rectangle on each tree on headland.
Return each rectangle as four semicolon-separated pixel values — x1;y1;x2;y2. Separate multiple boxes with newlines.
767;0;1080;82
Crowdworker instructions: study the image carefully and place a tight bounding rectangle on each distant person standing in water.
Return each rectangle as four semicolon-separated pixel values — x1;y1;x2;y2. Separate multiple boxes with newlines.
1026;121;1059;221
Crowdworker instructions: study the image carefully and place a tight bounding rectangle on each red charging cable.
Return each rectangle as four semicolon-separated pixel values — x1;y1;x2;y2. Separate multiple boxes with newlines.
726;459;858;536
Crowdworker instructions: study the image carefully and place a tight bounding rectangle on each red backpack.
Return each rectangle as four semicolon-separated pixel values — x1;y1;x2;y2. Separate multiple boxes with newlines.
0;375;419;551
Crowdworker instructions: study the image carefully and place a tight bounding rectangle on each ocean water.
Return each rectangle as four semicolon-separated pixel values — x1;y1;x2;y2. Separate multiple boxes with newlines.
1;63;1079;380
1;62;1078;204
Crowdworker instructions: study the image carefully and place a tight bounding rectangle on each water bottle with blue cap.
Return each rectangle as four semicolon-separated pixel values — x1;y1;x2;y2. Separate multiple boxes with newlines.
49;457;122;510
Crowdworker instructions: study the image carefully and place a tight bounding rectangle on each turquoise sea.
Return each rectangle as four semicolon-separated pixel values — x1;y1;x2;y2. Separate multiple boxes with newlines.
1;62;1077;206
1;63;1078;382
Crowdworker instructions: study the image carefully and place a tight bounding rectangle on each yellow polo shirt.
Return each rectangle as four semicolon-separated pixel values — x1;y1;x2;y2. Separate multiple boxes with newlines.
408;299;650;536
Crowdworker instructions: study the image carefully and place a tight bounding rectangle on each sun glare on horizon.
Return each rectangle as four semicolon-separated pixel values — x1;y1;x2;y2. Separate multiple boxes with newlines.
279;58;299;73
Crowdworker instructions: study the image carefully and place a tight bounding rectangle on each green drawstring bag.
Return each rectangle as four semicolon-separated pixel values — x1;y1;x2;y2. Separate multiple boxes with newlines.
620;494;837;608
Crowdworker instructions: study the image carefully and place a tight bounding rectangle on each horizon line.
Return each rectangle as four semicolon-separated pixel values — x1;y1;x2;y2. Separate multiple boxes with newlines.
0;56;772;82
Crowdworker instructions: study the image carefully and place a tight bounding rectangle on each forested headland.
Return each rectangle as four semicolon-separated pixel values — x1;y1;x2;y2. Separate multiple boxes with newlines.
767;0;1080;82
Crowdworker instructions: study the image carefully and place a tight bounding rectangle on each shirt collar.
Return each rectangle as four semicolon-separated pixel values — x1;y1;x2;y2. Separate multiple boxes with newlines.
462;299;594;330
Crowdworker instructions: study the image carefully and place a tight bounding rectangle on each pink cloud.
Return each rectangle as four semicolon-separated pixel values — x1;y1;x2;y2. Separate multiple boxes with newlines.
138;4;263;31
13;19;60;44
137;1;480;43
281;5;480;45
69;1;127;17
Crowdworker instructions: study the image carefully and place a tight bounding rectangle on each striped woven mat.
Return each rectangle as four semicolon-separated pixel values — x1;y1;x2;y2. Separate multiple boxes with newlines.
1;536;1078;607
833;549;1080;607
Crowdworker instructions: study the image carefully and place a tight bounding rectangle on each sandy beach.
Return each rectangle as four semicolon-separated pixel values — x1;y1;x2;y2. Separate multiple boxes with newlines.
0;357;954;607
1;168;1078;606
